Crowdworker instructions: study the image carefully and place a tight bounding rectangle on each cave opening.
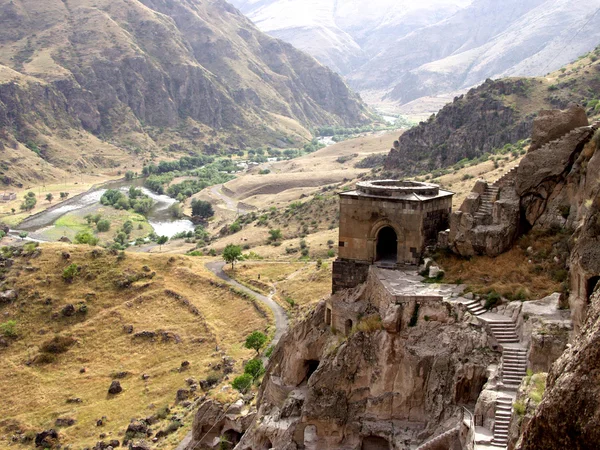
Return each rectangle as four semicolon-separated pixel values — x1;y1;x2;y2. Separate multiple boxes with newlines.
221;429;242;449
303;359;320;384
361;435;391;450
587;276;600;302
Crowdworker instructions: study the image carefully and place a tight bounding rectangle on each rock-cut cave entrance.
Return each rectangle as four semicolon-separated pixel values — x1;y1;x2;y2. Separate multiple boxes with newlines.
221;429;243;449
361;435;391;450
301;360;320;385
587;276;600;302
376;226;398;263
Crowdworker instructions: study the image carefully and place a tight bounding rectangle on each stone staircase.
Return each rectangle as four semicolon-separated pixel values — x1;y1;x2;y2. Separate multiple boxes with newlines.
501;347;527;388
493;166;519;189
491;396;513;447
473;185;499;224
415;425;460;450
488;320;520;345
464;298;486;316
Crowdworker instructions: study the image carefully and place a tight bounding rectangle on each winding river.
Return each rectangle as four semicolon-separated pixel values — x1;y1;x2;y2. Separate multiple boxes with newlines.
14;178;195;241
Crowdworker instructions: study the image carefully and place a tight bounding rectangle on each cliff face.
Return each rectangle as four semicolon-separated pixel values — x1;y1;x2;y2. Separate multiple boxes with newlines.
0;0;369;185
232;277;493;450
384;51;600;175
385;79;535;175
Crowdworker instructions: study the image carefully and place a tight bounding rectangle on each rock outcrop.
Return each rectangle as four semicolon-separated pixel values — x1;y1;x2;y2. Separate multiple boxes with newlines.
514;286;600;450
234;272;494;449
450;106;599;258
385;79;535;175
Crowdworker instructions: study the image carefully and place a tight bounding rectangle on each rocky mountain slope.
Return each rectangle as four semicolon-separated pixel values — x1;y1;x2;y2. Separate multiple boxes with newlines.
385;48;600;174
0;0;369;186
231;0;600;112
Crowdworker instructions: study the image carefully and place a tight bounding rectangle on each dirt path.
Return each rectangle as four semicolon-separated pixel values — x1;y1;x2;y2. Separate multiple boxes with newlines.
205;261;289;346
210;184;249;214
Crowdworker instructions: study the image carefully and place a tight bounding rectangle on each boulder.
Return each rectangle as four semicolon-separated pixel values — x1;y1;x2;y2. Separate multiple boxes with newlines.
55;417;76;427
126;420;148;436
61;304;76;317
108;381;122;395
35;429;59;448
176;389;190;403
129;441;151;450
0;290;17;303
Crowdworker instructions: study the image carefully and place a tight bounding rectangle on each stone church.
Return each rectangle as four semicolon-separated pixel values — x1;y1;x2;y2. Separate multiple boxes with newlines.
332;180;453;292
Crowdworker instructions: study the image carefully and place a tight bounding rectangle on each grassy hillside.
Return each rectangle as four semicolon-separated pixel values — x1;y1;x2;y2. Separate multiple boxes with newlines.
385;46;600;174
0;243;270;449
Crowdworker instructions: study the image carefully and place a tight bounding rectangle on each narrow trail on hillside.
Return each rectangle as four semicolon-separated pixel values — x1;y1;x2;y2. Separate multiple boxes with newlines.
205;261;289;347
176;262;289;450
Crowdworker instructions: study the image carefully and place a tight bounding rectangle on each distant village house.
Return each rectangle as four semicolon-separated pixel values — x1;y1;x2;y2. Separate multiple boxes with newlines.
0;192;16;202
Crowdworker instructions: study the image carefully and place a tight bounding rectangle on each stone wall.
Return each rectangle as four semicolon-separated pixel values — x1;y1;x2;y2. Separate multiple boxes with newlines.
332;259;370;293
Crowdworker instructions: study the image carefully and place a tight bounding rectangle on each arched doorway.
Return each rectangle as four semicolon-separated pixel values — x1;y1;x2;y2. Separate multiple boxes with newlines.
376;226;398;263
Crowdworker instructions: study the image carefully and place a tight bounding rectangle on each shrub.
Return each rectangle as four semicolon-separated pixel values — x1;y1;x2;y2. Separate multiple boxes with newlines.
514;399;526;416
485;291;502;309
265;346;274;358
232;374;253;393
327;249;336;258
62;264;79;283
74;231;99;246
0;320;17;337
229;221;241;234
96;219;111;232
244;359;265;380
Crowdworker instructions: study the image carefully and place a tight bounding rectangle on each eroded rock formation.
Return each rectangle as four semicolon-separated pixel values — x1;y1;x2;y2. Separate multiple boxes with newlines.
233;271;494;449
450;105;599;260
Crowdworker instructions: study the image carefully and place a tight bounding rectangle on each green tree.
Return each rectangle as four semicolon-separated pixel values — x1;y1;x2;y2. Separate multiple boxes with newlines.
10;208;15;214
268;228;282;243
169;202;183;219
231;373;253;393
96;219;111;232
244;331;267;355
0;230;5;240
60;192;69;200
122;220;134;235
157;235;169;251
20;193;36;211
45;193;54;203
125;170;135;180
244;359;265;380
191;199;214;219
223;244;242;270
62;264;79;283
18;231;28;240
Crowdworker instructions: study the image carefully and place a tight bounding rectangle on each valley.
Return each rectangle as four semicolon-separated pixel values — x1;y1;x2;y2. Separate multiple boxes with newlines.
1;0;600;449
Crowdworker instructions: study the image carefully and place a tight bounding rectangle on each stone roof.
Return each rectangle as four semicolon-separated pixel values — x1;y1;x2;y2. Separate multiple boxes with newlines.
341;180;454;202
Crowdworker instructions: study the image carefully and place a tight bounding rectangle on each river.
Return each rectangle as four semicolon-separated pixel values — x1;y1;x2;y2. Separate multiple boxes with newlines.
15;178;195;241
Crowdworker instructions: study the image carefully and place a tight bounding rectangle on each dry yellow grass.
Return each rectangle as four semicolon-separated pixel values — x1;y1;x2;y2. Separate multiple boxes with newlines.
437;228;569;300
0;244;269;449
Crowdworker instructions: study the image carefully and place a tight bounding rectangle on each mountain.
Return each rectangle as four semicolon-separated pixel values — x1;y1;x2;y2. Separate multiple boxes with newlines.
384;47;600;174
231;0;600;113
230;0;470;75
0;0;369;186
